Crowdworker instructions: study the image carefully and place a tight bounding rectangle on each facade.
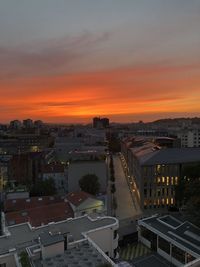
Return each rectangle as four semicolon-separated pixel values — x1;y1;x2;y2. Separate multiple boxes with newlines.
121;138;200;210
0;215;119;266
23;119;34;128
9;120;22;130
138;215;200;267
178;128;200;148
40;163;67;193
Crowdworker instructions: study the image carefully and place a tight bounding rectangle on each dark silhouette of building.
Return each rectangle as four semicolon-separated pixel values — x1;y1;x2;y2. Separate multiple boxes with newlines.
93;117;109;128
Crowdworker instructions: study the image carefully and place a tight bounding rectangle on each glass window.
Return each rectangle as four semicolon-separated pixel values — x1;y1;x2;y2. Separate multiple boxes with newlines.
158;237;170;254
172;245;185;264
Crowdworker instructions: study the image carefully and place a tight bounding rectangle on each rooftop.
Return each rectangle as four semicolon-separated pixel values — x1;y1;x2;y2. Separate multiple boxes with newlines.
66;191;93;207
33;239;110;267
0;215;118;256
6;201;74;227
139;215;200;256
132;147;200;165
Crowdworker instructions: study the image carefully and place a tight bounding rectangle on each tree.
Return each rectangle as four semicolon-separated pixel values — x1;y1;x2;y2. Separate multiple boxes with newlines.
186;196;200;227
20;251;31;267
175;164;200;206
30;178;56;197
175;164;200;226
108;137;121;153
111;183;116;194
79;174;100;195
110;173;115;183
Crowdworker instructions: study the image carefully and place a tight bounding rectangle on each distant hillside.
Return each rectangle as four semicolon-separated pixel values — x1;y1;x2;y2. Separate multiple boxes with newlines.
152;117;200;125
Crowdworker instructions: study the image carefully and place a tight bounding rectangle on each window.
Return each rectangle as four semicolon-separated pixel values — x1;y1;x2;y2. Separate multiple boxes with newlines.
0;263;6;267
162;188;165;196
144;189;147;196
172;245;185;264
158;237;170;254
157;189;161;197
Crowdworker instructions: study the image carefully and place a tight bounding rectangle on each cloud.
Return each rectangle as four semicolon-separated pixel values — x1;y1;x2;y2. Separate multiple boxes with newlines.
0;31;111;79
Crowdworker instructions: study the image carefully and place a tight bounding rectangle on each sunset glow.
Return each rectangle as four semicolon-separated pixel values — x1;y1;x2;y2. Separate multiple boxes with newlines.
0;0;200;123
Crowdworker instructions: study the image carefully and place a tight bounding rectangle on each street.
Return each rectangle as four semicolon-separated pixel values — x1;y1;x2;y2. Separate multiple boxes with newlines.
113;155;142;220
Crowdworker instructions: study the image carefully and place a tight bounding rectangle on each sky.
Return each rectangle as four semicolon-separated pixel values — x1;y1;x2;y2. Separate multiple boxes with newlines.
0;0;200;123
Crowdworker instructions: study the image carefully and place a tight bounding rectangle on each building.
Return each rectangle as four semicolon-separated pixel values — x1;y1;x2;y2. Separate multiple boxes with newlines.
67;191;105;217
138;215;200;267
121;138;200;210
4;195;74;227
23;119;34;128
93;117;109;129
9;120;22;130
0;215;119;266
40;163;67;193
178;128;200;148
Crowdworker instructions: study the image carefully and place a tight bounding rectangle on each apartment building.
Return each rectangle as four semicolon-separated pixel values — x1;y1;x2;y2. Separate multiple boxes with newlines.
178;128;200;148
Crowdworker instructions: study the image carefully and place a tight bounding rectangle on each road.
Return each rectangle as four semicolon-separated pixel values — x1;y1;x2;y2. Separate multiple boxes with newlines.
113;155;142;221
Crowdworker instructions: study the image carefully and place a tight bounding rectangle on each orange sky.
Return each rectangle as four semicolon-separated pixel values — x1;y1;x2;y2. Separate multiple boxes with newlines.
0;1;200;123
1;63;200;123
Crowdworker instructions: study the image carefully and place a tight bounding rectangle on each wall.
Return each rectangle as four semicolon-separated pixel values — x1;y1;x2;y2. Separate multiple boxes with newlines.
68;161;107;193
86;225;118;258
41;241;64;259
0;253;16;267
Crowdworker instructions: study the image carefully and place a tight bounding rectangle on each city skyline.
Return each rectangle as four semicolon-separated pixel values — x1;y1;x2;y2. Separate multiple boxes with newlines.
0;0;200;123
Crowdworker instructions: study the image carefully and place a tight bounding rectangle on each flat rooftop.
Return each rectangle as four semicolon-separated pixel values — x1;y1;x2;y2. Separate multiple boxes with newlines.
139;215;200;256
33;239;109;267
140;148;200;165
133;254;175;267
0;216;117;255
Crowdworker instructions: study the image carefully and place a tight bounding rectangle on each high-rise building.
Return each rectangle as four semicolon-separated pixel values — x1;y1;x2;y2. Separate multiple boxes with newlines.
93;117;109;128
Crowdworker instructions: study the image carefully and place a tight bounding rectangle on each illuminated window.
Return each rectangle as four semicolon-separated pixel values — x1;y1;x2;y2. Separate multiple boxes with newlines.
157;165;161;173
157;177;161;184
167;177;169;186
175;177;178;185
171;177;174;185
157;199;160;205
162;177;165;183
171;198;174;205
162;198;165;205
166;198;169;205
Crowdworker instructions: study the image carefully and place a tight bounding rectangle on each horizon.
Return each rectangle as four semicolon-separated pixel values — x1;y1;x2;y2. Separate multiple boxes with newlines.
1;115;200;126
0;0;200;122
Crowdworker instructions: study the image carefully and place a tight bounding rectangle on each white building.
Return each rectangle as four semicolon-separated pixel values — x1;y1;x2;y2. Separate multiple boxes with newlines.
178;129;200;148
0;215;119;266
67;191;105;217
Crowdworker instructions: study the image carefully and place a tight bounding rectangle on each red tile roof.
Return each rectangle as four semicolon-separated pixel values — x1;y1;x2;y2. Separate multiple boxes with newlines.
5;196;65;212
6;201;74;227
66;191;93;207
